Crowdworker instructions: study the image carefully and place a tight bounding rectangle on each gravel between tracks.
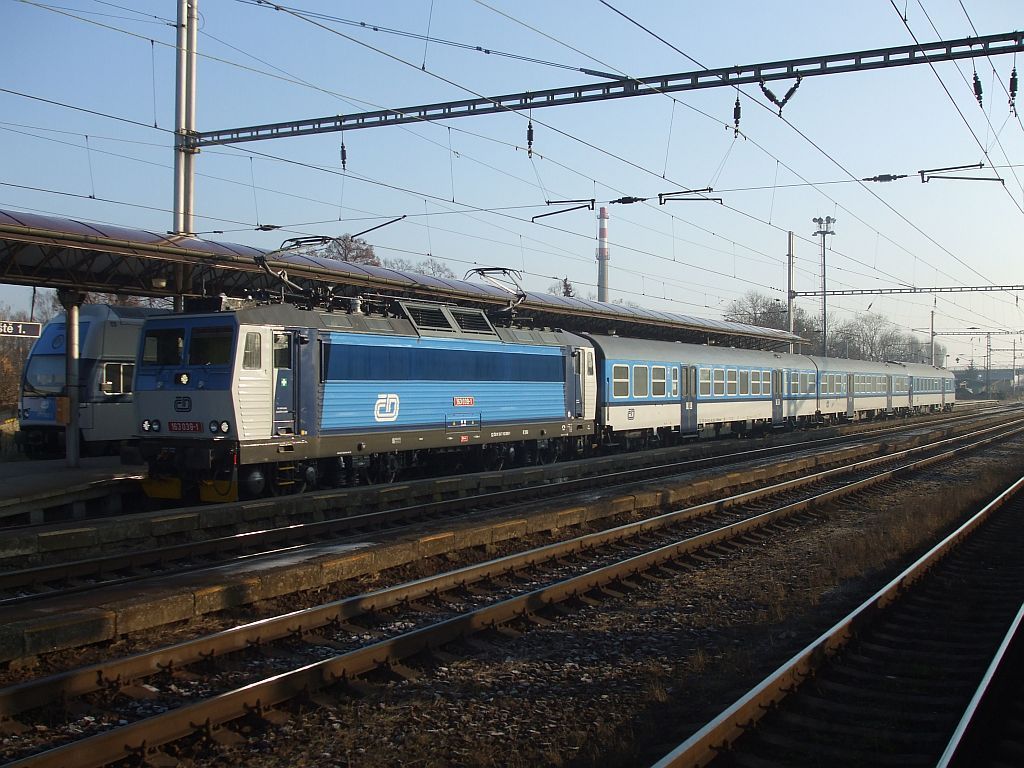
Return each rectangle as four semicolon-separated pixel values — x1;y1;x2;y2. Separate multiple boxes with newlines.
2;435;1020;767
131;439;1024;768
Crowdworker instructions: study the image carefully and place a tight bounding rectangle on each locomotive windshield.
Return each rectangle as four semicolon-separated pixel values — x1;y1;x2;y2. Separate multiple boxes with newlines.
23;355;65;395
188;327;233;366
142;328;184;366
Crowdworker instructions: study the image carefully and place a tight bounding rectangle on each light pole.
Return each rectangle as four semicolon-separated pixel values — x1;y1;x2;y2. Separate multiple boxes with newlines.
812;216;835;357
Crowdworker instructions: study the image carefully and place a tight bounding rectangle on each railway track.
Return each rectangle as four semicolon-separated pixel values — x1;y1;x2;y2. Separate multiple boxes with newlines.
0;403;1005;539
0;409;1015;607
2;418;1022;767
652;474;1024;767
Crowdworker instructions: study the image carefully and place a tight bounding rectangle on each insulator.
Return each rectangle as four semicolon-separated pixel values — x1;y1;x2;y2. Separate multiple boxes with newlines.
527;121;534;158
973;71;983;107
733;96;741;135
340;141;347;171
1010;67;1018;113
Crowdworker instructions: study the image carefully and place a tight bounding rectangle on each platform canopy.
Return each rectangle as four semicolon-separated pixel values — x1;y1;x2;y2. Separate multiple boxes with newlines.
0;208;800;349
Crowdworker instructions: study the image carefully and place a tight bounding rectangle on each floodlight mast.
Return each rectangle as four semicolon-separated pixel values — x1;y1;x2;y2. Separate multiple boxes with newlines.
812;217;836;357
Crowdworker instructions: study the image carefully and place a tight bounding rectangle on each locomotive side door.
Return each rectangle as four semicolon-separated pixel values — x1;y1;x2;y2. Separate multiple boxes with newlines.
680;365;697;434
771;369;784;426
273;331;297;436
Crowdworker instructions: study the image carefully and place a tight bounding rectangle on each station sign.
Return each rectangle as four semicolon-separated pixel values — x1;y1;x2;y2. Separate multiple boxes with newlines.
0;320;41;338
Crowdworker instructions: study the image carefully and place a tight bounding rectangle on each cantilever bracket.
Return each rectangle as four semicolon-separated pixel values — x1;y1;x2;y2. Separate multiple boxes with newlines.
918;162;1003;184
659;187;722;204
531;199;596;222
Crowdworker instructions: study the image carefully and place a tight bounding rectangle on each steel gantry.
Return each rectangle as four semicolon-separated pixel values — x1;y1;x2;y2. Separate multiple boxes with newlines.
187;31;1024;148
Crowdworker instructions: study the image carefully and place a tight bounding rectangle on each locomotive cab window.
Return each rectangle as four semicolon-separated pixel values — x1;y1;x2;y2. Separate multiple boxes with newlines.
101;362;134;395
189;327;233;366
273;333;292;369
242;332;262;370
612;365;629;398
142;328;184;366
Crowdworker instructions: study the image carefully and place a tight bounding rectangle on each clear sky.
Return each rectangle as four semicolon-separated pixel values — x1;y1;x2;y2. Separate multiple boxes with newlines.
2;0;1022;367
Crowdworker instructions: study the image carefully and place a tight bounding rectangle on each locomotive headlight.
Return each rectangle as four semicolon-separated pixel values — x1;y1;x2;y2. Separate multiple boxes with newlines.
151;419;161;433
219;421;230;433
209;420;219;434
141;419;152;432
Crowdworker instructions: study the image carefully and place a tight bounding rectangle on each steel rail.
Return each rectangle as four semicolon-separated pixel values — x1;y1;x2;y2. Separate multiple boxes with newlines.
4;421;1022;767
936;601;1024;767
0;405;1004;600
650;475;1024;768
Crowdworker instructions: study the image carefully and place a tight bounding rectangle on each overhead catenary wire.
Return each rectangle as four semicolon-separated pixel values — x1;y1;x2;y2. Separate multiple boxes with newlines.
588;0;1019;330
14;0;924;309
9;0;1015;335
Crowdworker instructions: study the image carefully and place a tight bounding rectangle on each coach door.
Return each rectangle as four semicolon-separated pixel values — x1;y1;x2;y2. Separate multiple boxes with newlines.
681;365;697;434
885;375;893;413
273;331;297;436
771;369;784;425
846;373;855;418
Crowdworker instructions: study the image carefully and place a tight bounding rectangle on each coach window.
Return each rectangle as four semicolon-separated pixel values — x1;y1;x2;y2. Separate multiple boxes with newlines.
612;365;629;398
725;369;737;396
633;366;649;398
711;368;724;396
671;367;679;397
699;368;711;397
652;366;667;397
750;370;760;396
242;332;262;370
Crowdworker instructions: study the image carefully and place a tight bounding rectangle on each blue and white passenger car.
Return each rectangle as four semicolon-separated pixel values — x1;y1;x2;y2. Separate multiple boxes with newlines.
585;335;954;443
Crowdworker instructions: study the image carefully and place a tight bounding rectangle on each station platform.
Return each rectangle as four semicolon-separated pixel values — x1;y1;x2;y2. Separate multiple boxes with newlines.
0;456;144;525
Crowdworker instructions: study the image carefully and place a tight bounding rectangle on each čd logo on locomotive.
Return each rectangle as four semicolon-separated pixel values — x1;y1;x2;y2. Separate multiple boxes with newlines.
374;393;400;422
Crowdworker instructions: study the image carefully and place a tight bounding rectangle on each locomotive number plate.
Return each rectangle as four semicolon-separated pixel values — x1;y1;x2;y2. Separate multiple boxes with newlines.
168;421;203;432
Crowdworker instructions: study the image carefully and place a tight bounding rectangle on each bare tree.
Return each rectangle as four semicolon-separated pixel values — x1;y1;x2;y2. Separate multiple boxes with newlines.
724;291;815;338
546;278;576;297
382;257;456;278
321;234;380;266
0;304;37;408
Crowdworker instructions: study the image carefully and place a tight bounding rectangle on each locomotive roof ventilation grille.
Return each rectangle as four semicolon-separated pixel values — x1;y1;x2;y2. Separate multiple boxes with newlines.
448;307;497;336
401;302;455;333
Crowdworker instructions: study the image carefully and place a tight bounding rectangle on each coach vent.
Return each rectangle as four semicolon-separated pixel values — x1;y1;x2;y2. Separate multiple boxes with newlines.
236;326;273;438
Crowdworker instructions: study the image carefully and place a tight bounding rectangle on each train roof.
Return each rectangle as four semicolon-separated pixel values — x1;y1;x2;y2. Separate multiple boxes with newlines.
586;335;951;374
45;303;169;323
0;208;800;349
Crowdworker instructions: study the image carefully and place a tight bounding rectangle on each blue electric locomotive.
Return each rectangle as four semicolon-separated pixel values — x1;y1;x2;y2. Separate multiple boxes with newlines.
135;300;595;501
